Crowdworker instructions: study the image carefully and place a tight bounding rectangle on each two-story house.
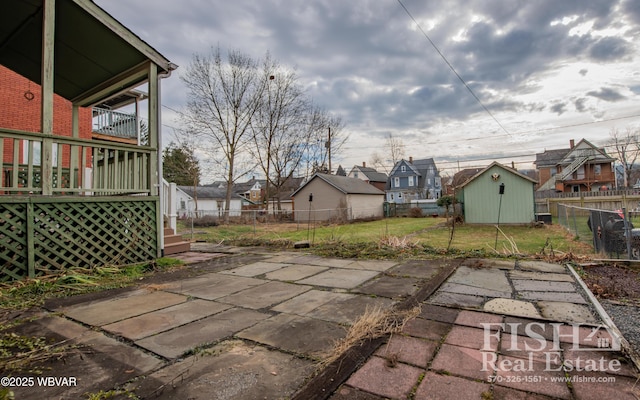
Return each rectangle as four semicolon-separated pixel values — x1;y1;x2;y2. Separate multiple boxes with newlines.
535;139;615;193
385;157;441;203
348;162;388;191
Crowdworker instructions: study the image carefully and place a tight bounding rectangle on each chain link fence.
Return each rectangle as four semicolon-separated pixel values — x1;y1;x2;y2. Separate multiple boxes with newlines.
557;203;640;260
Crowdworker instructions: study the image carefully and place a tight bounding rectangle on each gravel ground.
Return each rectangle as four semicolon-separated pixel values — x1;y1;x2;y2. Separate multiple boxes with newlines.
600;301;640;354
580;263;640;357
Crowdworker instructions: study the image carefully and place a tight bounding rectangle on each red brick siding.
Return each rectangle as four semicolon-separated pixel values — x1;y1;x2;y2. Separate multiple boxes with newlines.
1;65;93;167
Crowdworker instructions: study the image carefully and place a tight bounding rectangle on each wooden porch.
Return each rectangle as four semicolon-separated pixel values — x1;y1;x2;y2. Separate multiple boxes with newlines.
0;0;177;281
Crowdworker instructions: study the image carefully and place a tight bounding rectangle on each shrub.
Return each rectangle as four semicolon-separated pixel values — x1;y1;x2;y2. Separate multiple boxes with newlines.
409;207;423;218
191;215;220;227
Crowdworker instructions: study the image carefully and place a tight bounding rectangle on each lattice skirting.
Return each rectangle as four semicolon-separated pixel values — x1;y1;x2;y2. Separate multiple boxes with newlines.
0;197;159;281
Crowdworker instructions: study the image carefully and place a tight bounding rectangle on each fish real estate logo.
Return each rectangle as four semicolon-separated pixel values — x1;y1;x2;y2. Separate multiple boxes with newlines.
479;322;622;373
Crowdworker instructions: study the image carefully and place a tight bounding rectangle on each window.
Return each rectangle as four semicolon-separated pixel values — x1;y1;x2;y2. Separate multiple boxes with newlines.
394;177;400;187
594;165;601;175
180;200;186;210
408;176;414;186
390;193;394;200
354;171;358;178
401;165;406;172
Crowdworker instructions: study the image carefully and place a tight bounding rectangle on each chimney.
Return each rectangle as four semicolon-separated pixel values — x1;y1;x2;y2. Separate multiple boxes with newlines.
570;139;575;149
362;161;366;168
409;156;413;164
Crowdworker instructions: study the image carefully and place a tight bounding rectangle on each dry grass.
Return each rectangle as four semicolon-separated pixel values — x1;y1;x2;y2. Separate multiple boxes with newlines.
321;305;421;367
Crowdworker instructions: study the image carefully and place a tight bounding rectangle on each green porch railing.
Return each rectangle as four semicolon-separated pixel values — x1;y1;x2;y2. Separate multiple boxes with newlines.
0;128;154;196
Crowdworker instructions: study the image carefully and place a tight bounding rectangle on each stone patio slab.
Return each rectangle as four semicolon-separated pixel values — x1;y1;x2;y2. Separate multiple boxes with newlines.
430;344;493;381
355;275;420;299
445;325;499;351
287;255;355;268
428;291;486;308
341;260;398;271
135;308;270;359
519;291;587;303
388;260;442;279
264;264;328;281
483;298;541;319
297;269;379;289
415;372;490;400
103;299;231;340
512;280;576;292
495;355;571;399
346;356;423;400
461;258;516;270
537;301;597;324
454;310;503;330
271;290;352;315
164;273;265;300
447;266;511;292
218;281;312;310
236;314;346;358
509;270;575;282
128;340;315;400
375;335;438;368
402;318;452;341
307;295;395;325
220;261;290;277
61;289;187;326
439;282;512;298
518;260;567;273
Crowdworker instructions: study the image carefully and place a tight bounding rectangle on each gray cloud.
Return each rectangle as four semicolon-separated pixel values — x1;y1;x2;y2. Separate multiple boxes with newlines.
586;87;627;101
95;0;640;171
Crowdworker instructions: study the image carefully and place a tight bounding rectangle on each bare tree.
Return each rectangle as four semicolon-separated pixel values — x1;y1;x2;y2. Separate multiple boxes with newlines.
608;127;640;188
301;109;348;176
251;54;311;211
370;133;406;174
181;47;265;221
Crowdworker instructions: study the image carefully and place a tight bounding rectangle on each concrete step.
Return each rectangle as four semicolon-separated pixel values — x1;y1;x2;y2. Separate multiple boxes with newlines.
164;234;185;245
164;240;191;255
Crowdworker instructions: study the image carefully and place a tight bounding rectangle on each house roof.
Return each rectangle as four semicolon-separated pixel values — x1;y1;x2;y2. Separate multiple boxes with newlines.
2;0;176;107
535;139;614;167
178;186;244;200
351;166;388;182
291;173;385;197
452;168;483;188
386;158;439;190
458;162;538;189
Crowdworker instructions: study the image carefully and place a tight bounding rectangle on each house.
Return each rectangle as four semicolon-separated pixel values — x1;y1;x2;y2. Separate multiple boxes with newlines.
1;1;176;280
385;157;442;203
457;162;537;224
291;173;385;222
348;162;388;191
178;186;248;217
535;139;616;193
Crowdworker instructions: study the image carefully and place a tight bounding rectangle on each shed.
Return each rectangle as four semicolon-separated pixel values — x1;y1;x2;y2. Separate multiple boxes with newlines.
457;162;537;224
291;173;385;222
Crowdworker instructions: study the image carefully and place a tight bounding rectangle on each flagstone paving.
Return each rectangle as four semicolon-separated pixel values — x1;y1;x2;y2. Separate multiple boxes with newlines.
7;250;639;400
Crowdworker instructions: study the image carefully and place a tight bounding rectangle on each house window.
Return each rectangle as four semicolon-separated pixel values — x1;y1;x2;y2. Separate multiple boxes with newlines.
394;177;400;187
594;165;601;175
398;192;402;198
408;176;414;186
551;167;557;176
354;171;358;178
180;200;186;210
401;165;406;172
390;193;394;200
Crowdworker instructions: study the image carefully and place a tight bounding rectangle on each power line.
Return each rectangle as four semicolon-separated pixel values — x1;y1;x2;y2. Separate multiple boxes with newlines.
396;0;511;137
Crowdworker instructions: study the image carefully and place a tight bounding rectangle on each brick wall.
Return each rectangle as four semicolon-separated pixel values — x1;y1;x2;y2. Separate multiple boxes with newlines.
0;65;93;166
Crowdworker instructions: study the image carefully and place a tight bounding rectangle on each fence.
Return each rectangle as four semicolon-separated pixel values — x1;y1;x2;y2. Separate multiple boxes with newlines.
557;203;640;260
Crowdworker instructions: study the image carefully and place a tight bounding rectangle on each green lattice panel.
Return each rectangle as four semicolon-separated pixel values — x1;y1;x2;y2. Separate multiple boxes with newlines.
0;199;158;281
32;201;158;274
0;203;28;281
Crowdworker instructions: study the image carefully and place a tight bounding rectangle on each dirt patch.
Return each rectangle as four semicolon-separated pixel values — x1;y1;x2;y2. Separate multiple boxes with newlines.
580;263;640;304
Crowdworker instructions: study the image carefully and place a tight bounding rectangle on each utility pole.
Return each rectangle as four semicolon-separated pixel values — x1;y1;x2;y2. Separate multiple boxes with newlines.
327;127;332;174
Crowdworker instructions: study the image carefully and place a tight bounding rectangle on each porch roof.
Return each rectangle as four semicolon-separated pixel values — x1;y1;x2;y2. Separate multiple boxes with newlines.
1;0;176;107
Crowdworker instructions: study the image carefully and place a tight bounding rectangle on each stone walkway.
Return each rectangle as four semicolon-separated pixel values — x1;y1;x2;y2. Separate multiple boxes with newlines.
331;258;640;400
6;248;639;399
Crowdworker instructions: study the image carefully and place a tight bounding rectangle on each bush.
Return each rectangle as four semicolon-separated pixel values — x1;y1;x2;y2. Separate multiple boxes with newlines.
409;207;423;218
191;215;220;227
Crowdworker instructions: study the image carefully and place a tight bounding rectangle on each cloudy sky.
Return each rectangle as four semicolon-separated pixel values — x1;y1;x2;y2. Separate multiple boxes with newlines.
95;0;640;177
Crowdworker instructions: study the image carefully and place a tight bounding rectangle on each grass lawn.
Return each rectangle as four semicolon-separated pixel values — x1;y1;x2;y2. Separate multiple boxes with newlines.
181;217;593;257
